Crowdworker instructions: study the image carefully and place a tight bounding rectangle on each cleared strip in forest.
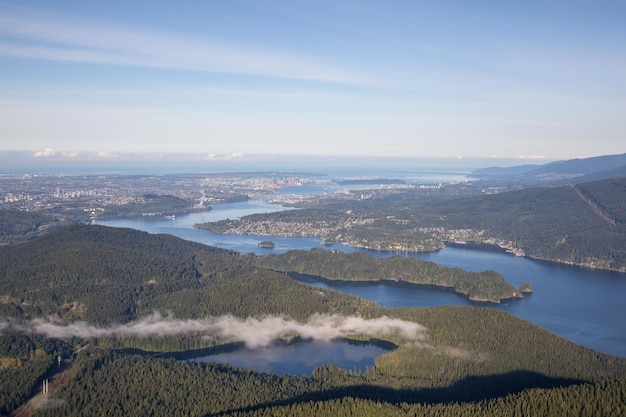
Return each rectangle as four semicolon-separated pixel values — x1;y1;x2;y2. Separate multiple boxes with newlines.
572;185;616;226
12;358;77;417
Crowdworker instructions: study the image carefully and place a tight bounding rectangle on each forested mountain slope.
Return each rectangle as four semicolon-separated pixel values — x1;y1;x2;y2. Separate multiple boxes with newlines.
0;209;63;244
1;225;626;416
530;153;626;176
0;225;376;325
472;152;626;185
424;177;626;270
0;225;241;324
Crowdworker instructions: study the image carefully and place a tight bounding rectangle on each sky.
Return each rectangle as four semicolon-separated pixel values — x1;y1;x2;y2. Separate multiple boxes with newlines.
1;0;625;167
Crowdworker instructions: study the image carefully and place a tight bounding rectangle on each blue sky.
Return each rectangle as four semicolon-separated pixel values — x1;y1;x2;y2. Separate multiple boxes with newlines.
1;0;624;164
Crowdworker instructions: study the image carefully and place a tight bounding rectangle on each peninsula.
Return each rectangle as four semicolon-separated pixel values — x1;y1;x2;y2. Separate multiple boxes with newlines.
255;248;524;303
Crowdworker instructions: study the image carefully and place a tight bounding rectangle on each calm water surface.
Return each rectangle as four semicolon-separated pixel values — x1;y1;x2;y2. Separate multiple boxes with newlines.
96;199;626;357
188;339;390;376
96;199;355;254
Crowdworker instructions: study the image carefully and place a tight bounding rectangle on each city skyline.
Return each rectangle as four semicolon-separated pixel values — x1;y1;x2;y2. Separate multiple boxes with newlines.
1;0;624;163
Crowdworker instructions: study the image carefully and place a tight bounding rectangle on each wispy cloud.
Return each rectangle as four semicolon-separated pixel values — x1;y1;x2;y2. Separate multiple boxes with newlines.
191;153;247;161
517;155;548;160
3;313;425;348
33;147;56;157
0;9;377;86
31;148;130;160
62;151;81;158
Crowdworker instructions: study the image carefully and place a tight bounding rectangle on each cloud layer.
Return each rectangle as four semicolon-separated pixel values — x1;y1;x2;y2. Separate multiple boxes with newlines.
3;313;425;348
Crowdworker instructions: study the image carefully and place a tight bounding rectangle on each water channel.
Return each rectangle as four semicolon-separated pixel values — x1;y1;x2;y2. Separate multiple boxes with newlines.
96;198;626;358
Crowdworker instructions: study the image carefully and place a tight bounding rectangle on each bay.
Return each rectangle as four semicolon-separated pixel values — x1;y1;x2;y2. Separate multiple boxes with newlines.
96;200;626;357
94;199;356;254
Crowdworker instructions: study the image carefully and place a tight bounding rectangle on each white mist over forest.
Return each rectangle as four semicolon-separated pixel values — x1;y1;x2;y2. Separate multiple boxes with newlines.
2;313;426;348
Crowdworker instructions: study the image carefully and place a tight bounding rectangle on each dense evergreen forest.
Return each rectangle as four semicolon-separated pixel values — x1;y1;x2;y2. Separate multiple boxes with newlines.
255;249;522;303
0;225;378;327
97;193;200;219
0;210;64;244
1;225;626;416
28;350;626;417
421;177;626;271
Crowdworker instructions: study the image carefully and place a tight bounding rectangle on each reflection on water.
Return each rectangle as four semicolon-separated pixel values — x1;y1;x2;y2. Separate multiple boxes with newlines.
293;273;475;308
186;338;392;376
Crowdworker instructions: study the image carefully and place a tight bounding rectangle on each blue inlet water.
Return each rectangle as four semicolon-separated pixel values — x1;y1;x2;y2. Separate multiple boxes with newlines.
97;199;626;357
187;339;390;376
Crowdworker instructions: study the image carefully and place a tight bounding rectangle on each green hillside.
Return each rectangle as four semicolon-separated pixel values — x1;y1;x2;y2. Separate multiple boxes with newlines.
0;225;380;328
255;249;522;303
0;209;64;244
97;193;197;219
1;225;625;416
425;177;626;270
0;225;241;324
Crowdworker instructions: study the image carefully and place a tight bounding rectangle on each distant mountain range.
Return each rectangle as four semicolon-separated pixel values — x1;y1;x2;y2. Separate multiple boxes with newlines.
472;153;626;185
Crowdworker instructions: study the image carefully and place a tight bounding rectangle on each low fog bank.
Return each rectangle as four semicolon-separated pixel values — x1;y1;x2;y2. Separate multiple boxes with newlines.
1;313;426;348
